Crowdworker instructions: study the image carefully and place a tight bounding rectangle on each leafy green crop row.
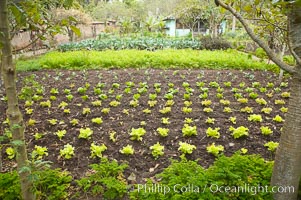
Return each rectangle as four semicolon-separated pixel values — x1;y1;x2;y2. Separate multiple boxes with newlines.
17;49;278;72
58;37;203;52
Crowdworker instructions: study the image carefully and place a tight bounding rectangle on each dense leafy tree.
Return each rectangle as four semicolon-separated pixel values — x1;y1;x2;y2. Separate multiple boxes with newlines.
216;0;301;199
0;0;76;199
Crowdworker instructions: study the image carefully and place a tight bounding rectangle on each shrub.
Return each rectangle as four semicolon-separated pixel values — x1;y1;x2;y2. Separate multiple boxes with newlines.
200;36;232;50
76;158;128;199
130;153;274;199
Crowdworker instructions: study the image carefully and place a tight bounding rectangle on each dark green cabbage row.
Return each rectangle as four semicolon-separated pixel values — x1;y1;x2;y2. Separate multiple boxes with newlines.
58;37;204;52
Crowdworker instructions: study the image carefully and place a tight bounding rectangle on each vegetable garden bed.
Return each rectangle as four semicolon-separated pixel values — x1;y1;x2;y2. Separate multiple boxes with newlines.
0;68;290;186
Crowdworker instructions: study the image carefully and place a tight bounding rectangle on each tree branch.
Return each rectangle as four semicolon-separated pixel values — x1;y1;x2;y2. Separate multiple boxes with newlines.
287;10;301;66
216;0;296;74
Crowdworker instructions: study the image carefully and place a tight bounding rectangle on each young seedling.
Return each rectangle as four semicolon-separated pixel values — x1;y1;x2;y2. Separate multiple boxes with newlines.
55;130;67;140
6;147;15;159
182;124;197;137
150;142;164;159
260;126;273;136
248;114;263;122
92;117;103;125
120;145;134;155
229;126;249;139
79;128;93;139
264;141;279;152
90;143;107;158
60;144;75;159
32;145;48;159
157;127;169;137
261;107;273;114
205;117;215;124
178;142;196;155
70;118;79;126
273;115;284;123
206;143;224;156
229;116;236;124
161;117;170;125
129;128;146;141
206;127;221;139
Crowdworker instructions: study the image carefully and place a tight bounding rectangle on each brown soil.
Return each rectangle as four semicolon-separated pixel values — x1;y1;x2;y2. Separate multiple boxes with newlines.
0;69;290;184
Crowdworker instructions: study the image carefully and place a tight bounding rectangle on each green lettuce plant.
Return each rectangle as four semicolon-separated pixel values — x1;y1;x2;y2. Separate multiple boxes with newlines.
6;147;15;159
229;116;236;124
157;128;169;137
280;107;288;113
205;117;215;124
55;130;67;140
92;117;103;125
273;115;284;123
206;127;221;139
260;126;273;136
120;145;134;155
229;126;249;139
70;118;79;126
264;141;279;152
261;107;272;114
150;142;164;159
32;145;48;159
206;143;224;156
182;107;192;114
129;128;146;141
178;142;196;154
79;128;93;139
248;114;263;122
182;124;197;136
60;144;75;159
90;143;107;158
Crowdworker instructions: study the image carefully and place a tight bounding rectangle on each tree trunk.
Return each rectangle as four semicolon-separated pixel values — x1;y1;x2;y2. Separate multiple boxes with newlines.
0;0;35;200
271;4;301;199
216;0;300;199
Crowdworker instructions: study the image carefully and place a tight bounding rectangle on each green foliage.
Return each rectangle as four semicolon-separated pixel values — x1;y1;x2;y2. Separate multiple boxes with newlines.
206;143;224;156
17;49;276;72
90;143;107;158
60;144;75;159
32;145;48;159
229;126;249;139
76;158;128;199
206;127;221;139
55;130;67;140
260;126;273;136
150;142;165;159
79;128;93;139
0;171;21;200
255;48;267;59
178;142;196;154
156;127;169;137
248;114;263;122
58;37;204;51
200;36;232;50
32;168;72;200
6;147;16;159
91;117;103;125
119;145;134;155
182;124;197;136
264;141;279;152
131;153;274;199
129;128;146;141
0;167;72;200
273;115;284;123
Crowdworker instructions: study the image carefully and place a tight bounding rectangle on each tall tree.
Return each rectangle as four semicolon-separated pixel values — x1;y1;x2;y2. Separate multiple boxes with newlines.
0;0;34;199
215;0;301;199
0;0;75;199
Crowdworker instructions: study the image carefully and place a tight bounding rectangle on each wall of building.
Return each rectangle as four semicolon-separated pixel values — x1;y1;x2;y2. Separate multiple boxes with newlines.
11;23;107;52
